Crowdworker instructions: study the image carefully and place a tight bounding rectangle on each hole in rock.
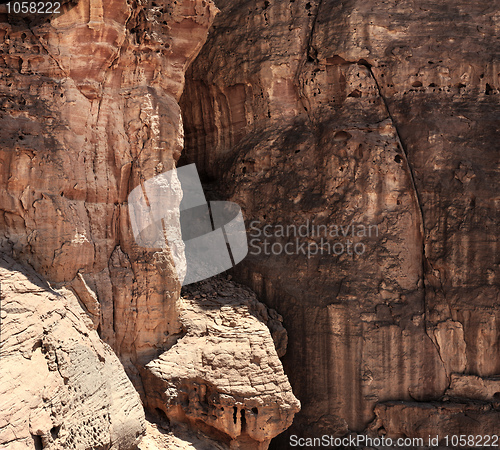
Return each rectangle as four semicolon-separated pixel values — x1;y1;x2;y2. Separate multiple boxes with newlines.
348;89;361;98
32;435;43;450
357;58;369;67
485;83;493;95
233;406;238;424
394;155;402;164
50;425;61;440
32;340;42;352
252;407;258;414
240;409;247;432
493;392;500;400
155;407;169;423
333;130;352;141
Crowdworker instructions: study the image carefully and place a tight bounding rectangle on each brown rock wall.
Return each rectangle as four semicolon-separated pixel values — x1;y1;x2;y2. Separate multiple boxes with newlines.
180;0;500;442
1;1;302;448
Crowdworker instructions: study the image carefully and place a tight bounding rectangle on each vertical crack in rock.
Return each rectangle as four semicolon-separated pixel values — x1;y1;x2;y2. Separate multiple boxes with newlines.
364;62;449;381
295;0;324;122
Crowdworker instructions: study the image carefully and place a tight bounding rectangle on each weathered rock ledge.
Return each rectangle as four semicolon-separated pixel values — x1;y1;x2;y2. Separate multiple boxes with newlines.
143;277;300;449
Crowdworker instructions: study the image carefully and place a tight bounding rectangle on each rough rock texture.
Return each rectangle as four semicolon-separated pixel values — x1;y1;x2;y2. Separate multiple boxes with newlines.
143;277;300;449
0;1;301;448
138;418;229;450
139;422;229;450
1;0;498;446
0;0;218;377
180;0;500;443
445;374;500;403
370;401;500;443
0;254;145;449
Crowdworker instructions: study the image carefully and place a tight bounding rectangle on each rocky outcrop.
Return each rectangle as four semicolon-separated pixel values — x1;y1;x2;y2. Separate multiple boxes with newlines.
0;0;218;375
445;374;500;403
0;1;301;448
0;254;145;449
138;419;230;450
180;0;500;442
143;277;300;449
370;401;500;443
1;0;498;446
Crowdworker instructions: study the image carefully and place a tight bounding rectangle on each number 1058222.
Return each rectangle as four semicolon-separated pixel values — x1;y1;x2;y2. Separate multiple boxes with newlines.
6;2;61;14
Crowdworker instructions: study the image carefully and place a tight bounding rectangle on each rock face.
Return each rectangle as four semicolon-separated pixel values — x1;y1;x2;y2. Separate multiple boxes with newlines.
1;0;498;447
180;0;500;443
0;254;145;449
0;0;218;375
144;277;300;449
0;1;301;448
138;419;230;450
370;401;500;443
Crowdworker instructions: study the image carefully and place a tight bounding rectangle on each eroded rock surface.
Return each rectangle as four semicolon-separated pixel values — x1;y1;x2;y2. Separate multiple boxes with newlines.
180;0;500;442
1;0;498;446
370;401;500;443
143;277;300;449
138;419;230;450
0;0;217;377
0;254;145;449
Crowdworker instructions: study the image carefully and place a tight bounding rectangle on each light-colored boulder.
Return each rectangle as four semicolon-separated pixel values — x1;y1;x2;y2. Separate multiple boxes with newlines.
0;254;145;449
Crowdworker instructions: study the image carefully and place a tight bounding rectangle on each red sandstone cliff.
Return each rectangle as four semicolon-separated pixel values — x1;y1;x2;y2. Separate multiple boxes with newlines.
0;1;299;448
0;0;499;448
